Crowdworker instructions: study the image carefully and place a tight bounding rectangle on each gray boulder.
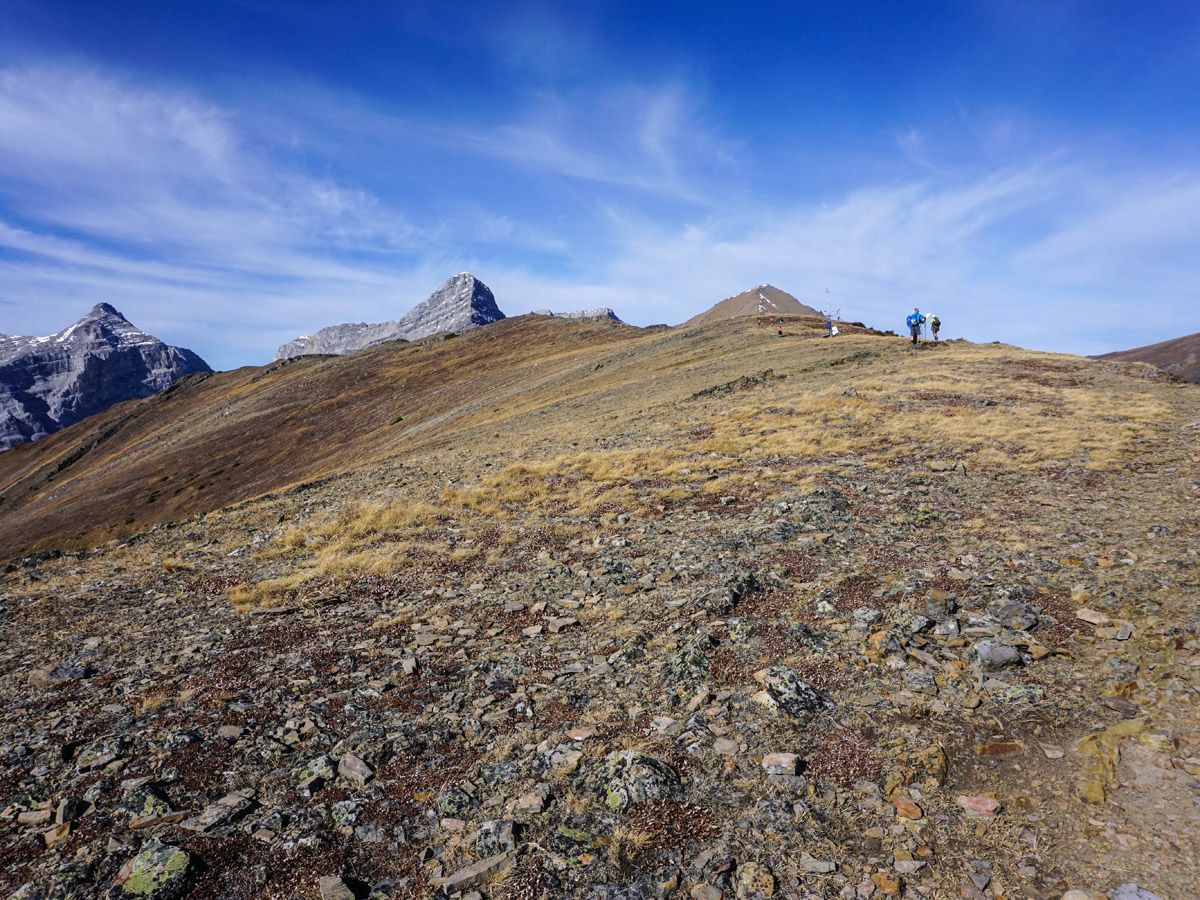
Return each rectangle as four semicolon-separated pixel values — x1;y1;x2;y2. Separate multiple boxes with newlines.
751;665;836;719
997;601;1039;631
973;639;1022;671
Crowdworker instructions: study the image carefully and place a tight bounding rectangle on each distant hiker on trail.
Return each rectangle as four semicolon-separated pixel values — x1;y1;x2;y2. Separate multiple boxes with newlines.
929;314;941;342
906;308;925;344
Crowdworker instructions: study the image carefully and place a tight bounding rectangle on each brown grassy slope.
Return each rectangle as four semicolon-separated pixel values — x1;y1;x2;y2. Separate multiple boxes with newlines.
0;314;853;556
0;316;628;554
681;284;822;326
1096;330;1200;383
0;311;1183;560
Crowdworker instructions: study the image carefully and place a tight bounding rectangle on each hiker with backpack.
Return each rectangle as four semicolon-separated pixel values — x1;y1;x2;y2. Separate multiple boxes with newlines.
906;308;925;344
929;314;941;341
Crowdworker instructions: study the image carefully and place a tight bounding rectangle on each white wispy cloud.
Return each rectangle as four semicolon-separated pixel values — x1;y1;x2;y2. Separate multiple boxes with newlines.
486;162;1199;353
0;62;1196;369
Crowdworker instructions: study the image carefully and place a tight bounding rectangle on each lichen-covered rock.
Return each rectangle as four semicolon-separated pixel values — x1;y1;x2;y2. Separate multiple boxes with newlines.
549;823;595;860
436;785;478;818
293;755;336;792
476;819;518;857
664;629;715;693
586;751;682;812
119;840;192;897
751;665;835;719
699;571;758;615
123;785;172;819
727;619;756;643
75;735;128;771
795;488;852;523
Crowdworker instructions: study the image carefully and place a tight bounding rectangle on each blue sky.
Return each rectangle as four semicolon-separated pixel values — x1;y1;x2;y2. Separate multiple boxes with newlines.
1;1;1197;369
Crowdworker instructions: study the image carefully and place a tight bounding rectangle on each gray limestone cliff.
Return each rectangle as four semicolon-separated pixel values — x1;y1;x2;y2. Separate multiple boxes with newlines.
276;273;505;360
0;304;211;450
531;307;624;324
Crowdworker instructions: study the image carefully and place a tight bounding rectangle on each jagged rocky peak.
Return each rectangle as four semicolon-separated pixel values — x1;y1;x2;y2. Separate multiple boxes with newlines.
403;272;504;336
0;304;211;450
532;307;624;324
275;273;506;360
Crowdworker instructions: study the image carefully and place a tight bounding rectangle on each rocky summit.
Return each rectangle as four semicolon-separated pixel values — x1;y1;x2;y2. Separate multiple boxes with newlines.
532;308;625;324
0;304;211;451
682;285;823;328
0;314;1197;900
275;273;505;360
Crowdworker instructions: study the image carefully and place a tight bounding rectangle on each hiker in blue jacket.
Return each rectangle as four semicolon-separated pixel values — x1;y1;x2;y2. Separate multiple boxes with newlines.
906;308;925;344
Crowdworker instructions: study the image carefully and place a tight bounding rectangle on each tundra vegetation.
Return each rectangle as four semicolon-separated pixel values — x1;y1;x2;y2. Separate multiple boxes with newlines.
0;315;1196;899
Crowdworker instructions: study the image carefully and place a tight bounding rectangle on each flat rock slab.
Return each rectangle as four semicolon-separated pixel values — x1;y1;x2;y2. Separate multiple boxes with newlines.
437;851;514;893
180;790;255;832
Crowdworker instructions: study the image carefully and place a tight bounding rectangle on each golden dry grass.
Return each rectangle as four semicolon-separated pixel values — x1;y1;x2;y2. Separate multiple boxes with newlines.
5;310;1180;566
36;319;1175;610
696;345;1169;472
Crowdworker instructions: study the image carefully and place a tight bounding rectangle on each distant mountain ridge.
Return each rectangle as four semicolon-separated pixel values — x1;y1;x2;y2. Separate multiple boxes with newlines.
1096;331;1200;384
682;284;822;327
0;303;211;450
276;273;504;360
532;307;624;323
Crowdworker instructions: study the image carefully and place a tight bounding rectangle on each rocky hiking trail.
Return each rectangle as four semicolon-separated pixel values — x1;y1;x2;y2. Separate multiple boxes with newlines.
0;323;1197;899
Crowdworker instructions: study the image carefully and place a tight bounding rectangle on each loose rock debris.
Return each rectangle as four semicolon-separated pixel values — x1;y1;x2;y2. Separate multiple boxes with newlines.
1;351;1198;899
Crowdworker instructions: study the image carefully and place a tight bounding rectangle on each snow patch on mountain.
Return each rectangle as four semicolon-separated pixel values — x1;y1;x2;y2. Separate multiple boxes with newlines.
1;304;212;450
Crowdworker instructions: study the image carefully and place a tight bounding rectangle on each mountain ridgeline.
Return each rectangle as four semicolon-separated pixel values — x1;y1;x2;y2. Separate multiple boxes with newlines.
0;304;210;450
275;273;505;360
1096;331;1200;384
532;307;624;323
0;278;825;453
